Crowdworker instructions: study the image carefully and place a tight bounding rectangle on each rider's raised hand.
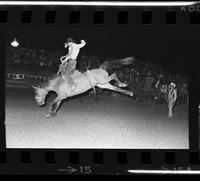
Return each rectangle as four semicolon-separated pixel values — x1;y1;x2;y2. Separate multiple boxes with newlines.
64;42;68;48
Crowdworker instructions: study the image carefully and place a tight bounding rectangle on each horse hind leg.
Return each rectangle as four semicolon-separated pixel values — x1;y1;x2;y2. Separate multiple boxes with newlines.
92;88;99;104
97;83;133;97
109;73;127;87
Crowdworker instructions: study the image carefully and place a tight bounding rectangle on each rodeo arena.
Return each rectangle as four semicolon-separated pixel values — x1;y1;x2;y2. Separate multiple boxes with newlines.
5;40;188;149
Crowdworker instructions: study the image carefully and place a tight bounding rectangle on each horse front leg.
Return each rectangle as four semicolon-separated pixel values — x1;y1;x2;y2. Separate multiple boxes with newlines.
46;96;63;118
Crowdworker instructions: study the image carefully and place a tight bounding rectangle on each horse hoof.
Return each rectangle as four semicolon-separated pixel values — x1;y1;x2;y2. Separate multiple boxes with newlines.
46;113;57;118
51;113;57;118
119;83;127;87
46;114;51;118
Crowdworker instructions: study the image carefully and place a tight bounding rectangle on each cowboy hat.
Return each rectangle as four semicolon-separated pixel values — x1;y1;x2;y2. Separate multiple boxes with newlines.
66;37;76;44
170;82;176;87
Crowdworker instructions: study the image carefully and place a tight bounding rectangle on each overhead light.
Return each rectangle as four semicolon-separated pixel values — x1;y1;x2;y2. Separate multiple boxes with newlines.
11;38;19;47
6;29;19;47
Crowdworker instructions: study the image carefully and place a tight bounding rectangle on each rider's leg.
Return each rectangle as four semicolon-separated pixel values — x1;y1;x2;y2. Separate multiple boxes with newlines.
68;60;77;91
60;62;68;80
108;73;127;87
68;60;77;76
60;61;76;91
70;60;77;70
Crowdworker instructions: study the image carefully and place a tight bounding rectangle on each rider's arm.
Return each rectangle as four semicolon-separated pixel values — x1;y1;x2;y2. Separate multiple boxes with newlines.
174;89;177;101
64;42;69;48
77;40;86;48
60;55;67;62
62;55;70;63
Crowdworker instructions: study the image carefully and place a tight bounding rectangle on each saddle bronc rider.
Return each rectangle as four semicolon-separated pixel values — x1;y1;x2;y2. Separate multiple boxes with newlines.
58;37;86;91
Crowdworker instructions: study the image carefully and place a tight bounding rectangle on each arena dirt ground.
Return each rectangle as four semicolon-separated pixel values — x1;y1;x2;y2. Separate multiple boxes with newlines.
5;88;188;149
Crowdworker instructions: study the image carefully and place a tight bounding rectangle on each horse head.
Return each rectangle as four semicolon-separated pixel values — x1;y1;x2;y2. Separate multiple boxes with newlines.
32;85;48;106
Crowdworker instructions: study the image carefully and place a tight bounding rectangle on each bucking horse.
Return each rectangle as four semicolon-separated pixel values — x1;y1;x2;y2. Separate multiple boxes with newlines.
32;57;135;118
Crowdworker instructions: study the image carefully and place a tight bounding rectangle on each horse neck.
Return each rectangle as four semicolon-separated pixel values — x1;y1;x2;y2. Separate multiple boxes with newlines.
46;75;61;91
39;78;54;94
40;87;49;98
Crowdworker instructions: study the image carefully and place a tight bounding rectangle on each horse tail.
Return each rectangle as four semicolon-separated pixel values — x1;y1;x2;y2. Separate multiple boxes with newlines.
100;56;135;71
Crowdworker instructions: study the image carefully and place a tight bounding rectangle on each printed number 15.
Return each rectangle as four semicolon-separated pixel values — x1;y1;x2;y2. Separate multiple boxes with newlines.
80;166;92;174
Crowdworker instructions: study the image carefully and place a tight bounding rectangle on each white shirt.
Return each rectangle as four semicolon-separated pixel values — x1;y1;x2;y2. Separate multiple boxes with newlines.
168;88;177;103
67;41;86;60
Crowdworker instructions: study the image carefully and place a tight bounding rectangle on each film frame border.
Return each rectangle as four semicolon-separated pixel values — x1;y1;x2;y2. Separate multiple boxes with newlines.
0;3;199;174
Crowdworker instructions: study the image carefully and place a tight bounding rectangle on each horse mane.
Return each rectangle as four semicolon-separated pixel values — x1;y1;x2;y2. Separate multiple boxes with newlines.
38;74;59;88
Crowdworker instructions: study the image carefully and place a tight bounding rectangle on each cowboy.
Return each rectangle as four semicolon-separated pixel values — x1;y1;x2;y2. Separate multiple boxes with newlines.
58;37;86;91
168;82;177;118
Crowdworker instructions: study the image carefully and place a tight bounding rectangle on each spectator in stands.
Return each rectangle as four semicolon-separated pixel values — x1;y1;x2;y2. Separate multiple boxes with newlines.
145;71;156;102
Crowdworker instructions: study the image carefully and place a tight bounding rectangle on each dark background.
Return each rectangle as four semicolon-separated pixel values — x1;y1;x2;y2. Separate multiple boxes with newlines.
7;26;199;74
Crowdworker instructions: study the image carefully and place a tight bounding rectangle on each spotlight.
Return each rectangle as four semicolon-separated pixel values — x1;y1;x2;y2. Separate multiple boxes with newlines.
6;29;19;47
11;38;19;47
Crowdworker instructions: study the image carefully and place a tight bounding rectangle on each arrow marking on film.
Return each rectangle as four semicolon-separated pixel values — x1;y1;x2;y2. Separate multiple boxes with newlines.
58;166;77;174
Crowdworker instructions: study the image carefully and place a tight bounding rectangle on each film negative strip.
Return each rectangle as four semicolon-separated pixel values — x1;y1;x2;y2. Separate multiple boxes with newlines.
0;1;200;175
